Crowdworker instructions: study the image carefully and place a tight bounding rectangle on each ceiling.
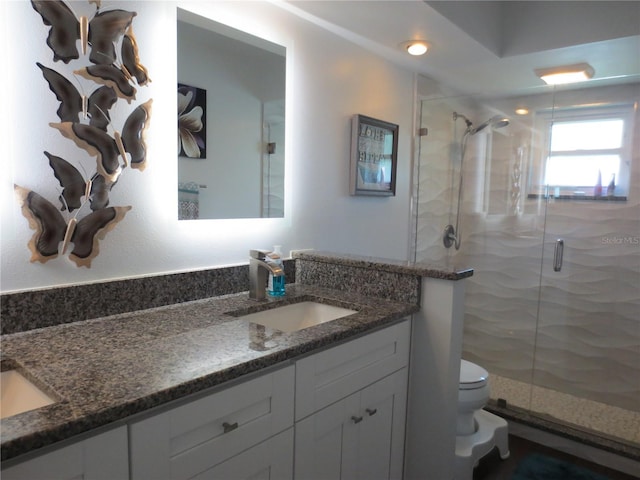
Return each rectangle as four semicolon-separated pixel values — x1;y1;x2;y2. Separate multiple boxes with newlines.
283;0;640;95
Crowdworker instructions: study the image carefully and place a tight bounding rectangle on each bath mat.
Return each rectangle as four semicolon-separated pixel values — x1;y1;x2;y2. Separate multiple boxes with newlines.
512;452;610;480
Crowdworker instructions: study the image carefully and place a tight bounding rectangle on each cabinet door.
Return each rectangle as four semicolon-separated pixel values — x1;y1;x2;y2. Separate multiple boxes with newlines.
296;320;410;420
344;368;408;480
295;369;408;480
2;426;128;480
191;428;293;480
130;365;294;480
295;392;360;480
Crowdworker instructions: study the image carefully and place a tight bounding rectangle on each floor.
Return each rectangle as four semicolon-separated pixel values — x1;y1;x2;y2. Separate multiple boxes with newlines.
473;435;640;480
490;374;640;445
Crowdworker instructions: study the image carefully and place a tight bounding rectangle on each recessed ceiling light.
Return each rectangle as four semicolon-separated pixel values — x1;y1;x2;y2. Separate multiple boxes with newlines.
515;107;529;115
403;41;429;56
534;63;595;85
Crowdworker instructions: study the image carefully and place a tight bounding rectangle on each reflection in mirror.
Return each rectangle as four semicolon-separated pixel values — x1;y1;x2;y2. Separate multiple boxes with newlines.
177;9;285;220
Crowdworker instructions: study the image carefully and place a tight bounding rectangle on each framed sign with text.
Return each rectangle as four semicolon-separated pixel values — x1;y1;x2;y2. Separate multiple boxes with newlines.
350;114;398;196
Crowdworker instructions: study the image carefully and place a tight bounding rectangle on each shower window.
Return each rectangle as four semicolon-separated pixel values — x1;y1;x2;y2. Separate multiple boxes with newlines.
531;104;633;199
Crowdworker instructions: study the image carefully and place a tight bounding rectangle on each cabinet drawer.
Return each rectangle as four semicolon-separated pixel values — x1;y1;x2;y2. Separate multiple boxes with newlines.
2;426;128;480
295;319;410;420
130;365;294;480
192;428;293;480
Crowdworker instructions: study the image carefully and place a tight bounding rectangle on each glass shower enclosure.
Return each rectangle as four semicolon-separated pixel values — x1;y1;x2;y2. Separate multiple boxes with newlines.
411;75;640;447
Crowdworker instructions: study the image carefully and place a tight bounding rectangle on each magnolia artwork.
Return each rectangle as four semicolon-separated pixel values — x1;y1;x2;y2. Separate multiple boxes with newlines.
15;0;153;268
178;83;206;158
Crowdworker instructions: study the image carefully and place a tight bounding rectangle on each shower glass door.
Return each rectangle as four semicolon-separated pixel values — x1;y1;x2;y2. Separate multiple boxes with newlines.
531;82;640;444
412;74;640;446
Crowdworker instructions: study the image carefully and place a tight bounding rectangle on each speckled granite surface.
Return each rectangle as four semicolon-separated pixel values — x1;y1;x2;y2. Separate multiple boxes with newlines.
1;250;469;336
1;261;295;335
0;284;418;461
296;260;421;304
293;251;473;282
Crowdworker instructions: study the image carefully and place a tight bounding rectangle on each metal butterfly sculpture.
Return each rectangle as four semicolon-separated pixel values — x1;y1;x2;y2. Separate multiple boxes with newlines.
32;0;135;67
15;0;153;268
15;186;131;268
50;98;153;183
37;62;117;130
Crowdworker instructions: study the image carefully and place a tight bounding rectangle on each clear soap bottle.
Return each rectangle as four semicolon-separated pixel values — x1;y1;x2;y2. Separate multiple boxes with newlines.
267;245;285;296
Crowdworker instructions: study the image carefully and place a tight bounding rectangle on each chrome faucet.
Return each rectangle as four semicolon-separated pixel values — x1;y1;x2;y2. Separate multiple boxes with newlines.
249;249;284;300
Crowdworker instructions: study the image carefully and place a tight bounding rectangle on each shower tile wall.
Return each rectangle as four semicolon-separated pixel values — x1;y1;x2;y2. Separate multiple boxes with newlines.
412;83;477;267
414;78;640;445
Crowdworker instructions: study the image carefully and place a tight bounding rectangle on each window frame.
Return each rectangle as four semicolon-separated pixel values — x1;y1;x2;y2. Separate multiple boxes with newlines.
531;103;634;198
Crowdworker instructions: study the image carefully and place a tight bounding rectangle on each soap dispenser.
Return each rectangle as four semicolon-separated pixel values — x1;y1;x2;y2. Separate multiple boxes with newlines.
267;245;285;297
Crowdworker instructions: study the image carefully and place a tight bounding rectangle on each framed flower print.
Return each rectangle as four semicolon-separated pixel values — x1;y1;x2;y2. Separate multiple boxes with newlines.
178;83;207;158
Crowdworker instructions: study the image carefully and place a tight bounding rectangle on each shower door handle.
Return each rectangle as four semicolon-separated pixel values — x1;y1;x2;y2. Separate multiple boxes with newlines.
553;239;564;272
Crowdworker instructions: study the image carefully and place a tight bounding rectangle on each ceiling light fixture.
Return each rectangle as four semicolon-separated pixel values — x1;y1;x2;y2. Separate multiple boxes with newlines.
515;107;529;115
534;63;595;85
403;40;429;56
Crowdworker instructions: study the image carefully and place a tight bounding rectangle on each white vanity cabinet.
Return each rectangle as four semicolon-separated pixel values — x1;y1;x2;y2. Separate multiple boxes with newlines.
2;319;411;480
1;425;128;480
128;320;410;480
129;365;295;480
294;320;410;480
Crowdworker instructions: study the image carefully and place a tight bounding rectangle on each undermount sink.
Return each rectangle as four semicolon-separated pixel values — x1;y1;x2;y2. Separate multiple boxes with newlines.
237;301;357;332
1;369;56;419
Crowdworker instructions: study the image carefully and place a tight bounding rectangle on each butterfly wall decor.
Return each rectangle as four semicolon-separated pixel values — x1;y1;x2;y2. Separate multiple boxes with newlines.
15;185;131;268
75;64;138;102
50;98;152;183
120;26;150;86
46;152;116;213
31;0;136;65
37;62;117;130
73;21;151;100
15;0;153;268
46;152;88;212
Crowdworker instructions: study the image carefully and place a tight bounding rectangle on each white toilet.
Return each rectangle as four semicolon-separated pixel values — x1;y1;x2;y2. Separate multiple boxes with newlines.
454;360;510;480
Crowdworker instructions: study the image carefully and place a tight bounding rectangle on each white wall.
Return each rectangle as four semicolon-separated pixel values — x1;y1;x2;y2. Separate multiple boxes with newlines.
0;1;415;293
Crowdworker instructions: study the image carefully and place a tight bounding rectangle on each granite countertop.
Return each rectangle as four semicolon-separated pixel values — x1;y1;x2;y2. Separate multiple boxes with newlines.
293;251;474;281
0;284;419;462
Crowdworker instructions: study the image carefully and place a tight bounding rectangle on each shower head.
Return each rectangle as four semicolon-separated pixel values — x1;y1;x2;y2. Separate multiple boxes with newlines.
470;115;510;135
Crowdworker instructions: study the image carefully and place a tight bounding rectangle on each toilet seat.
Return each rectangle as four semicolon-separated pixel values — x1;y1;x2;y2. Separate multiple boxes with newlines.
459;359;488;390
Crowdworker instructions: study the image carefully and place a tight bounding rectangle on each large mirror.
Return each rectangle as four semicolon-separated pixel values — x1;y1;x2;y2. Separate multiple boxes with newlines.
177;9;286;220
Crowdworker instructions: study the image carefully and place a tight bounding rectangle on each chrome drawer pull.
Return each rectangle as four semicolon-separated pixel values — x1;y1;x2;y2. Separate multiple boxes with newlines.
366;408;377;416
553;239;564;272
351;415;363;424
222;421;238;433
